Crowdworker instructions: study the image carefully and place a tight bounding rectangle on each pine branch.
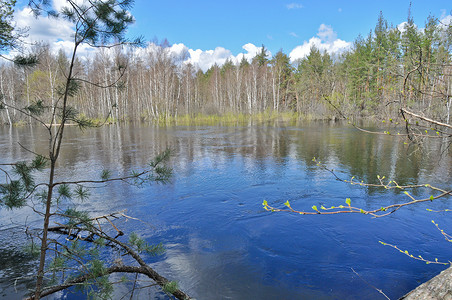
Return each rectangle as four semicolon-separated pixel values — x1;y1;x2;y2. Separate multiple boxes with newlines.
44;211;191;299
26;265;191;300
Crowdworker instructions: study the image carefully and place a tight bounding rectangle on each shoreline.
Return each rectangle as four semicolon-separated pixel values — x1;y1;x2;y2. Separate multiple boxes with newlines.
400;266;452;299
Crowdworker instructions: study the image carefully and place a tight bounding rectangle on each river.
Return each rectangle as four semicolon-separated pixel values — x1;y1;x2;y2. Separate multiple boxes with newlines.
0;122;451;299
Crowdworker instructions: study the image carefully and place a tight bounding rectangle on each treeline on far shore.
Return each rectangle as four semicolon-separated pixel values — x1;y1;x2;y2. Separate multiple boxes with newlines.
0;11;451;126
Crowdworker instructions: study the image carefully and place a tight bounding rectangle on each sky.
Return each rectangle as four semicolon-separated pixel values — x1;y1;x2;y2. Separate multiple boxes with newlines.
9;0;452;71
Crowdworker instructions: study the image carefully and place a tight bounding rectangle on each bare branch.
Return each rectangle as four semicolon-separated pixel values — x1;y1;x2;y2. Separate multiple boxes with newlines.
401;108;452;130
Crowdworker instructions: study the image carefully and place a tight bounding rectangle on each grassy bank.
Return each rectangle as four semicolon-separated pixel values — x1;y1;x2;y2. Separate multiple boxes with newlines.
154;111;333;126
3;111;348;127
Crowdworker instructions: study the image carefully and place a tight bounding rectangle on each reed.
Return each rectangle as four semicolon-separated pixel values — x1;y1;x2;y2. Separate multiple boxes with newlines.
155;111;303;126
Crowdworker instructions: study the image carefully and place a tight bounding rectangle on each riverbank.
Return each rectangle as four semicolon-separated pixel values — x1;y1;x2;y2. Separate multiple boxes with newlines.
156;111;304;126
4;111;346;127
401;266;452;300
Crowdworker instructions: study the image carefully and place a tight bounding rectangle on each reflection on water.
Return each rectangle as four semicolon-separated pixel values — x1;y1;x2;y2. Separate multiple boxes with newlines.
0;122;451;299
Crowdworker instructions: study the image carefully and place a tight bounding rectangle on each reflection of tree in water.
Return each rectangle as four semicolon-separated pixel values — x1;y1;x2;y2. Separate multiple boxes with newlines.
1;122;451;299
2;122;450;199
294;124;450;187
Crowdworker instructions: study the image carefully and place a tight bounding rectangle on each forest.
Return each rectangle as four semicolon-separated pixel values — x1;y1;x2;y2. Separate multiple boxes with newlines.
0;1;451;299
0;11;451;125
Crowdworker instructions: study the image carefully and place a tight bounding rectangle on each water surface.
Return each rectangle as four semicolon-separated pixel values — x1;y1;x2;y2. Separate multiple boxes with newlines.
0;122;451;299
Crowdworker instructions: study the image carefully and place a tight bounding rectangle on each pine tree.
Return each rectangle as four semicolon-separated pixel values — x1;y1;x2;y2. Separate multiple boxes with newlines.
0;0;16;52
0;1;191;299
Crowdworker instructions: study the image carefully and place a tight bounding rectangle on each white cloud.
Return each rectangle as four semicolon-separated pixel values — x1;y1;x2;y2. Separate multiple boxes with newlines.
286;3;303;10
53;40;96;58
289;24;351;62
317;24;337;42
53;0;71;11
169;43;190;62
397;21;409;33
10;4;98;59
289;38;321;61
53;0;86;12
9;1;137;60
396;14;451;33
186;46;236;72
125;42;262;72
183;43;266;72
10;2;352;72
239;43;265;61
187;47;232;71
14;7;74;44
440;14;452;27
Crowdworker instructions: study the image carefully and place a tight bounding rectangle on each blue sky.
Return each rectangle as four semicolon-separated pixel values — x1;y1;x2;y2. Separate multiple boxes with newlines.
9;0;452;71
127;0;451;54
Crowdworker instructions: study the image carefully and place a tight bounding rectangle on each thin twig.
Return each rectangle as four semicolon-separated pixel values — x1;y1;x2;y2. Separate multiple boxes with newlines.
351;268;391;300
